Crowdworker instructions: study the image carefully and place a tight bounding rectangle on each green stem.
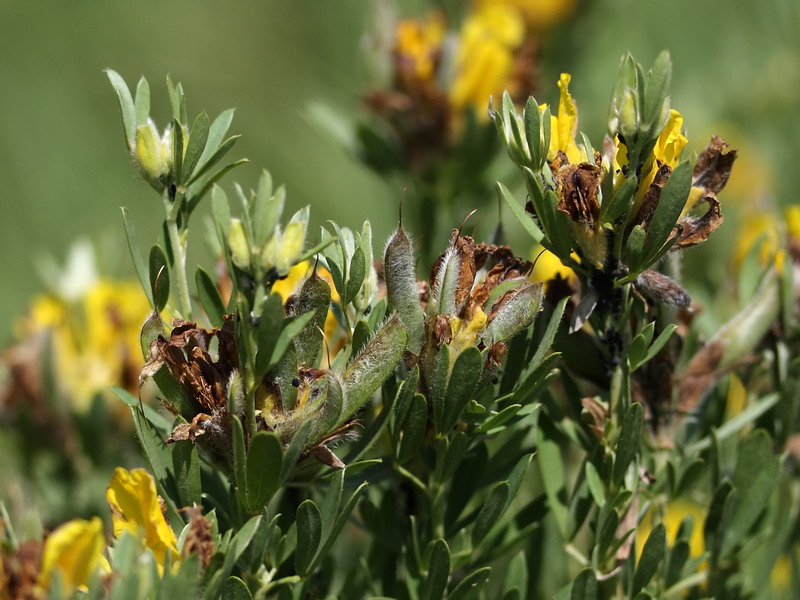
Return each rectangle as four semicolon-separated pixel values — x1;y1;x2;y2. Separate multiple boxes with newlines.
163;192;192;319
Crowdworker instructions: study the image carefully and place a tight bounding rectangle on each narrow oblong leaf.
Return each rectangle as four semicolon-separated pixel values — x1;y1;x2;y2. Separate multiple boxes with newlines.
149;244;170;313
220;576;252;600
632;523;665;595
448;567;492;600
344;243;367;306
133;76;150;128
497;182;543;243
105;69;135;147
195;266;226;327
442;346;483;432
182;112;211;184
422;539;450;600
245;432;284;512
472;482;510;546
613;402;644;485
398;394;428;464
295;500;322;576
600;174;638;224
641;160;692;264
570;568;597;600
121;207;153;306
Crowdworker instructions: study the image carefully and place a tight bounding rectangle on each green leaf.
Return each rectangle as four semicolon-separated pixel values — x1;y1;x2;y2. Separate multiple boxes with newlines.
149;244;170;313
281;419;314;483
421;539;450;600
641;160;692;266
211;185;231;240
448;567;491;600
600;174;638;225
171;432;201;508
584;462;605;507
231;415;247;501
262;311;317;376
172;117;184;185
570;568;597;600
121;207;153;306
208;516;261;599
443;346;483;433
308;480;369;573
188;135;242;185
626;224;647;271
530;296;569;368
105;69;135;147
254;293;285;376
497;182;543;243
632;523;665;595
165;75;186;123
721;430;780;557
220;577;252;600
195;266;227;327
643;50;672;128
182;112;211;184
512;353;561;406
133;76;150;128
633;324;677;370
398;394;428;465
296;500;322;576
245;432;284;512
472;482;510;546
196;109;235;175
613;402;644;486
344;243;367;306
537;419;569;537
523;96;543;168
685;393;780;453
129;407;177;512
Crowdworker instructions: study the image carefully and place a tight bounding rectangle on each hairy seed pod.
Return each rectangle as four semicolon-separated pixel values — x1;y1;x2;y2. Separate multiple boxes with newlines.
384;227;425;353
481;282;543;346
293;270;332;368
340;314;408;427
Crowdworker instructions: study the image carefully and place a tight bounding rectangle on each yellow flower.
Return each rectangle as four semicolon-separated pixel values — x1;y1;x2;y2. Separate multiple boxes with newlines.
786;205;800;241
530;246;576;283
545;73;585;164
449;5;525;117
733;212;781;269
106;467;179;573
394;14;445;84
636;499;705;561
38;517;108;594
477;0;577;30
18;279;150;411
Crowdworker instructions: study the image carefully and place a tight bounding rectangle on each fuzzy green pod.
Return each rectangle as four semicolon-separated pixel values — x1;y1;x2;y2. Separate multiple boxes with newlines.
481;282;543;347
339;313;408;428
293;271;332;368
384;226;425;353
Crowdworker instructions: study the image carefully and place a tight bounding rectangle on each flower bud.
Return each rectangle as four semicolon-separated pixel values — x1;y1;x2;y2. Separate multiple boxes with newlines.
271;207;309;276
133;119;174;191
228;218;250;269
617;89;639;142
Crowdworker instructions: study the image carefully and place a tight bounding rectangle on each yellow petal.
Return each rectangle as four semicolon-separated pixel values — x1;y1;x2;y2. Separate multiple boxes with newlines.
39;517;107;594
106;467;178;571
548;73;583;163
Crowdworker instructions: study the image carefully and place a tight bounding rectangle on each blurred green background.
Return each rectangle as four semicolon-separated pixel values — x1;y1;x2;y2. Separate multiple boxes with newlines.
1;0;798;341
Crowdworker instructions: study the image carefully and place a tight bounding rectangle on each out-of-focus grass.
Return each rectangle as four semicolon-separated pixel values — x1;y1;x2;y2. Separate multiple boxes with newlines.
1;0;797;340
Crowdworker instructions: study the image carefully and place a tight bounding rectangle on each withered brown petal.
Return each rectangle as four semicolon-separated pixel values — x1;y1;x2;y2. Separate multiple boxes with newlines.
555;162;603;226
693;135;737;195
634;163;671;229
672;193;723;249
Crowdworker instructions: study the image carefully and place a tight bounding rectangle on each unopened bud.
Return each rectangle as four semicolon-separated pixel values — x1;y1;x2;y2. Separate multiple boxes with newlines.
481;282;543;346
228;218;250;269
134;120;173;190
